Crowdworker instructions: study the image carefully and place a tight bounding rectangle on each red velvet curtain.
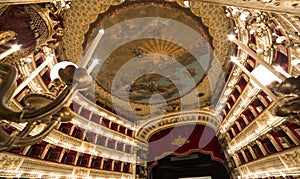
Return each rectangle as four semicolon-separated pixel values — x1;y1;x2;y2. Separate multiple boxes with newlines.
148;125;225;163
0;6;36;48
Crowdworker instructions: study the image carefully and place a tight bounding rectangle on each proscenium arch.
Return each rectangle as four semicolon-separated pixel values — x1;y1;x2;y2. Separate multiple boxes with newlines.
145;123;228;178
136;109;221;142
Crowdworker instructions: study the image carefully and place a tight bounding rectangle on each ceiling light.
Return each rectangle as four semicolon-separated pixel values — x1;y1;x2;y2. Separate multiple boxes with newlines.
12;44;21;50
239;11;250;21
99;111;107;117
230;56;238;62
228;35;236;41
280;171;286;177
249;29;255;34
231;8;239;16
276;36;286;44
183;1;190;7
15;173;22;178
256;48;263;53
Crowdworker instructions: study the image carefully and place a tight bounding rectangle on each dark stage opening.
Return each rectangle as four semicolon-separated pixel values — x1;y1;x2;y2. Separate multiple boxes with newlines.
150;152;230;179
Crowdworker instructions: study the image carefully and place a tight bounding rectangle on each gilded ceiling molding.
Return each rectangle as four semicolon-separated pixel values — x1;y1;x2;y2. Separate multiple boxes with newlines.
61;0;233;70
136;109;221;142
0;153;22;170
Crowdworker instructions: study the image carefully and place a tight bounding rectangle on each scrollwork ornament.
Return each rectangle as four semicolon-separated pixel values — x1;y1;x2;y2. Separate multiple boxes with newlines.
0;154;22;170
280;151;300;168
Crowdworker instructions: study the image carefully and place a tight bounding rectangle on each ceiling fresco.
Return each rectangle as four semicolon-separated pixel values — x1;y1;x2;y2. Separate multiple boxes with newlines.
87;2;213;104
59;0;235;120
93;39;209;103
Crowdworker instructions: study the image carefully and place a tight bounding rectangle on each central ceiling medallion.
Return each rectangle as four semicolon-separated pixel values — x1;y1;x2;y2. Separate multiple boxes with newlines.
86;2;213;104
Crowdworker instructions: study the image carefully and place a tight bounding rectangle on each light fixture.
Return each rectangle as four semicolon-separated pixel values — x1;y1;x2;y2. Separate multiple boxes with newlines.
0;62;92;152
279;171;286;177
0;44;21;60
275;36;286;44
183;0;190;7
251;64;282;87
239;11;250;21
79;29;104;68
228;34;236;41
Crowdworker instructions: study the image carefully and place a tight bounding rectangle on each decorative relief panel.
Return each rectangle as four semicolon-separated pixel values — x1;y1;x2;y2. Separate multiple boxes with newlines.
280;150;300;168
255;111;272;126
239;165;249;174
246;157;284;172
238;147;300;177
73;168;90;177
20;160;73;174
0;153;22;170
89;169;130;178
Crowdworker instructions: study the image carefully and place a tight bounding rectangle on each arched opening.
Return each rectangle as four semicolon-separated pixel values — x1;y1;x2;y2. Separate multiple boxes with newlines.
147;124;230;179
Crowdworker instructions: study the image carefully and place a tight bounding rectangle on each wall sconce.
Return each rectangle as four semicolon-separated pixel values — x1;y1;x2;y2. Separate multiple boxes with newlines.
0;62;92;152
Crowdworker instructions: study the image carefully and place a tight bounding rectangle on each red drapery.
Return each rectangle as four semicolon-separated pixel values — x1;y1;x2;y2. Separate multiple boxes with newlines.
148;125;225;163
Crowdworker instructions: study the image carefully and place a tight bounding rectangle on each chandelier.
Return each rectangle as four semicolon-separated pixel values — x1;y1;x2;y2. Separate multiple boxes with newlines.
0;0;103;151
0;16;103;152
0;62;92;152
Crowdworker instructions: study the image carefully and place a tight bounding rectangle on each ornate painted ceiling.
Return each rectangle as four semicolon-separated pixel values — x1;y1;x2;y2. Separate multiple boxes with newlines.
57;0;235;121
